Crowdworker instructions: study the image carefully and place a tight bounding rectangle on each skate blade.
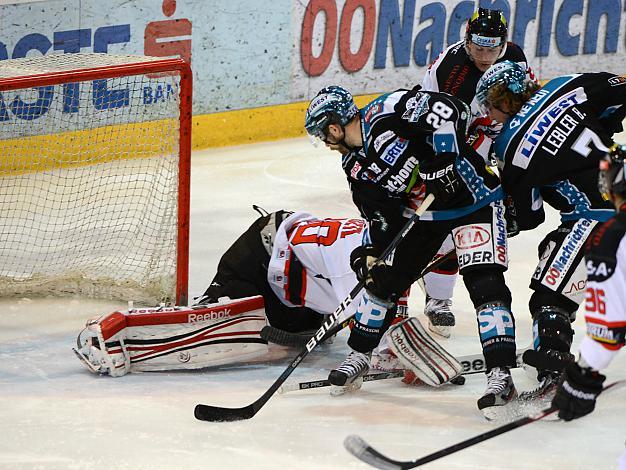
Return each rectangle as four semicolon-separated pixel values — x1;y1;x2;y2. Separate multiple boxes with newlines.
427;322;451;338
482;397;558;422
329;377;364;397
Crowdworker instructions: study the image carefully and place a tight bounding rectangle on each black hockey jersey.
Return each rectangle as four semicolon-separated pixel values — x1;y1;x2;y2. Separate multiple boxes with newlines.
342;88;503;249
493;73;625;231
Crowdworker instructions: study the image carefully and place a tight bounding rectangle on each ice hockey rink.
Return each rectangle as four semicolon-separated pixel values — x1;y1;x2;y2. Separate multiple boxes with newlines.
1;136;625;470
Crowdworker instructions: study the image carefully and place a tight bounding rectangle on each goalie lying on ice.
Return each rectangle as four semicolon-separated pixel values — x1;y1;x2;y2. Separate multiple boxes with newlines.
74;208;369;376
74;207;454;378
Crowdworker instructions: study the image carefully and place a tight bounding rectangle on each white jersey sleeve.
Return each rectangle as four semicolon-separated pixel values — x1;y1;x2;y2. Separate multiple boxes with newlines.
267;212;365;317
580;234;626;370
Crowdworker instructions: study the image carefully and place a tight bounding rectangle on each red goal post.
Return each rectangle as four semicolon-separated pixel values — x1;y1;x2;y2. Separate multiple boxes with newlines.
0;54;192;305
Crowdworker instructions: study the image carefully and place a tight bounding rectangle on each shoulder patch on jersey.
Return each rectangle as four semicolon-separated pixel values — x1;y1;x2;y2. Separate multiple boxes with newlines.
373;130;396;152
364;103;383;123
608;75;626;87
402;93;430;123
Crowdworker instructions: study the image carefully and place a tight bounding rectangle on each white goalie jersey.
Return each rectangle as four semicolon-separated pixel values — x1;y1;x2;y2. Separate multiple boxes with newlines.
266;212;366;319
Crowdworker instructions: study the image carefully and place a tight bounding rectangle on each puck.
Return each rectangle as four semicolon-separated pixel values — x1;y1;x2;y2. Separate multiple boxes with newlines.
450;375;466;385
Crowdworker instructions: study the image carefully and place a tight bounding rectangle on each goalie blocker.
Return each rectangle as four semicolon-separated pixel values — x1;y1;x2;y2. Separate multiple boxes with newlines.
73;296;268;377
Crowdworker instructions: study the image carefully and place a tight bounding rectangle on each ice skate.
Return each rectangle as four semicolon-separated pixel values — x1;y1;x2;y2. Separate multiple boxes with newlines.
424;295;455;338
328;350;371;396
518;370;560;405
477;367;518;419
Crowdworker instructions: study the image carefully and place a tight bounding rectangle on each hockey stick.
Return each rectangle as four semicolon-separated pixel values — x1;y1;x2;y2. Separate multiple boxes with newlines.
261;248;457;349
278;346;530;393
344;379;625;469
194;194;436;422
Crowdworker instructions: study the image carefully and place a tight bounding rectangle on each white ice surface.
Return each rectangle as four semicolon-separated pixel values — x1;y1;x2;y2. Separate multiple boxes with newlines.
1;137;625;470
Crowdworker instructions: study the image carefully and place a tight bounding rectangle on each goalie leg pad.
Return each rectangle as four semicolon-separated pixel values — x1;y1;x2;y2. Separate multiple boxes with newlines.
74;296;269;376
388;317;462;387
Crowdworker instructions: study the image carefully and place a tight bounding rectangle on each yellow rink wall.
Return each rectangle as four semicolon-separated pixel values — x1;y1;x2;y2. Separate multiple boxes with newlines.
1;119;178;175
191;94;380;149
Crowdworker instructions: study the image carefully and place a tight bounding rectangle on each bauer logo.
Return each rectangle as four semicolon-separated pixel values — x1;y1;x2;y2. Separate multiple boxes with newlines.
188;308;231;323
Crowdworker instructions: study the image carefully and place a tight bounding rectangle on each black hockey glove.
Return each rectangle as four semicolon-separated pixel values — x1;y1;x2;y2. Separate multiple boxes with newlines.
552;361;605;421
418;153;460;203
350;244;380;282
504;196;520;238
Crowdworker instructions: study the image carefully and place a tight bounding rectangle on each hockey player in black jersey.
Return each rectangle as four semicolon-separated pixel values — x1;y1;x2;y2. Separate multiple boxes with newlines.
552;144;626;468
305;85;518;414
476;61;626;401
418;8;535;333
421;7;534;134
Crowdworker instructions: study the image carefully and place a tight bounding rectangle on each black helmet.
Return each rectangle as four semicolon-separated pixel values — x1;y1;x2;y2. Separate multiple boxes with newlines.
466;8;507;47
599;143;626;197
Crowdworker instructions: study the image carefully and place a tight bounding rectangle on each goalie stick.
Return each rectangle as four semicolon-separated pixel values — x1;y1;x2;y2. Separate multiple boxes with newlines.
343;379;626;470
277;346;529;393
193;194;436;422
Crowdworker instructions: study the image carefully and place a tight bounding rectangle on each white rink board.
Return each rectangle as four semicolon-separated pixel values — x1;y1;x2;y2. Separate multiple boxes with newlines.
1;136;625;469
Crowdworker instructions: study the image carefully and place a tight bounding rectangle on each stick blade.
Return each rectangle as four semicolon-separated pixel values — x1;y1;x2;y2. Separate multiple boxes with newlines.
344;435;406;470
194;403;256;422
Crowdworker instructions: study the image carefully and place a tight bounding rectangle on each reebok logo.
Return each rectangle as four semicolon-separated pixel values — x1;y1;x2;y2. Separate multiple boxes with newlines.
188;308;231;322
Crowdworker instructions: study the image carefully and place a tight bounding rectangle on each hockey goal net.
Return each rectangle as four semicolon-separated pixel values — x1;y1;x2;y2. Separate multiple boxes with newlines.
0;53;191;305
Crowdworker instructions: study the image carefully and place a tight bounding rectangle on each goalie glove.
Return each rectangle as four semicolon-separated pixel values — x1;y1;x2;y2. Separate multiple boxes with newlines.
552;361;606;421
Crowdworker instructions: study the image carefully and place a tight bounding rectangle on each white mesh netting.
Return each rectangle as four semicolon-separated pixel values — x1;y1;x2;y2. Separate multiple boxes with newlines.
0;54;186;304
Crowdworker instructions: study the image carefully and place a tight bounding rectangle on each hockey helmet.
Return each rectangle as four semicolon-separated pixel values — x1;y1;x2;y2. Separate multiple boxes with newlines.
466;8;508;48
599;143;626;197
305;86;359;141
475;60;527;114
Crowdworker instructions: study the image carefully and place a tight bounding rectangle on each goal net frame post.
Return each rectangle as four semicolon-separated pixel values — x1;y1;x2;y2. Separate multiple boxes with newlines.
0;56;192;305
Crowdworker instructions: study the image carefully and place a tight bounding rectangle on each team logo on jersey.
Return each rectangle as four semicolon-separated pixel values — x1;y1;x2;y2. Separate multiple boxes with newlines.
608;76;626;86
374;130;396;152
364;103;383;123
380;137;409;166
402;93;430;122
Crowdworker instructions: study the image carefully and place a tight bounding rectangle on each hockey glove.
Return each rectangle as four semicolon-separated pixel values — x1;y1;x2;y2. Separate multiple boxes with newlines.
504;196;520;238
418;153;460;203
552;361;605;421
350;245;380;282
